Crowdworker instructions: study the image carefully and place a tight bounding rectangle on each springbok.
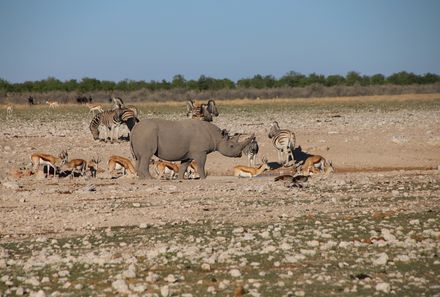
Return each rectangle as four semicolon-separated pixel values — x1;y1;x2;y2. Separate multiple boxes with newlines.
108;155;136;177
46;101;59;109
299;155;334;176
233;157;270;178
6;104;13;118
88;156;101;177
153;160;199;180
31;150;68;177
86;103;104;115
60;159;88;178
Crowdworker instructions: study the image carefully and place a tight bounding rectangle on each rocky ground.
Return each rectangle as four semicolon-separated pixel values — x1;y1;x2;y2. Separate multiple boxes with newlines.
1;95;440;296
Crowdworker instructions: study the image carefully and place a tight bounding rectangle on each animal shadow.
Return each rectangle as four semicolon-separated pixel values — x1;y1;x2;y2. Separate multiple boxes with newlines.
292;146;313;164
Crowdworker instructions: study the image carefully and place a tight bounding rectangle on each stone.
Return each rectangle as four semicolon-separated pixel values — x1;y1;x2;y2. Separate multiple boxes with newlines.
229;269;242;277
375;282;391;293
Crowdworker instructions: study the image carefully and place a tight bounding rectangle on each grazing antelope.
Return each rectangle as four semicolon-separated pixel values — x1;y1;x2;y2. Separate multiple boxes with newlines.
268;121;296;166
108;155;136;177
31;150;68;177
60;158;88;178
153;160;199;180
86;103;104;115
233;157;270;178
153;160;181;180
46;101;59;109
6;104;13;118
299;155;334;176
88;156;101;178
186;160;200;179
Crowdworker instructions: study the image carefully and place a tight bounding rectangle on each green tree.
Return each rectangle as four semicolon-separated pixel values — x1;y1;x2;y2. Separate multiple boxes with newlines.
345;71;362;86
172;74;187;89
370;74;385;85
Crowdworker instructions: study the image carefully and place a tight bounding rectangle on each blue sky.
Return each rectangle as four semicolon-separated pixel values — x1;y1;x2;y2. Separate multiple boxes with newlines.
1;0;439;83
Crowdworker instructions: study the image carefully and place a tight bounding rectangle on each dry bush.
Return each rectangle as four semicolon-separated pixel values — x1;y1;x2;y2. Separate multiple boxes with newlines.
2;83;440;104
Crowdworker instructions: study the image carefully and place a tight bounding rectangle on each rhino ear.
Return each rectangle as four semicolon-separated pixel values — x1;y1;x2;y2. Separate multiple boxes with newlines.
221;129;231;140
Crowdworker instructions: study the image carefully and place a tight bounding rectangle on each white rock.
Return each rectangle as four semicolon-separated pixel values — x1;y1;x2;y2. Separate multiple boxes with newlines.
306;240;320;247
409;219;420;225
201;263;211;271
160;285;170;297
381;228;397;242
375;282;391;293
372;252;389;266
229;269;242;277
29;291;46;297
2;181;20;190
164;274;177;283
25;277;40;286
112;279;129;294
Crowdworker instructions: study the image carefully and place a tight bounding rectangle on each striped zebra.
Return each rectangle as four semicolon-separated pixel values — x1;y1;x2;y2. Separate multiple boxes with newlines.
242;137;259;167
89;108;139;142
186;99;219;122
268;121;296;166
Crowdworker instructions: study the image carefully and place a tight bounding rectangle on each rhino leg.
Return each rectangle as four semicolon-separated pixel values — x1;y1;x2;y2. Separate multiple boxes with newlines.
192;153;207;179
178;160;191;180
137;155;153;179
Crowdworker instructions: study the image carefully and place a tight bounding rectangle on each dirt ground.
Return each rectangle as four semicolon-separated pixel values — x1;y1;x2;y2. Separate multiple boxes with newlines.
1;94;440;237
0;94;439;296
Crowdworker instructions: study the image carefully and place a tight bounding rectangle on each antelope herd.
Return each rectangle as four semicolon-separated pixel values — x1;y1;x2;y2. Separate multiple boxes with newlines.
6;97;334;183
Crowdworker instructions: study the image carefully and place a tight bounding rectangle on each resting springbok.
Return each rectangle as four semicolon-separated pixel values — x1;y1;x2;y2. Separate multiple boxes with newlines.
233;157;270;178
153;160;199;180
86;103;104;115
299;155;334;176
60;158;88;178
46;101;59;109
31;150;68;177
108;155;136;177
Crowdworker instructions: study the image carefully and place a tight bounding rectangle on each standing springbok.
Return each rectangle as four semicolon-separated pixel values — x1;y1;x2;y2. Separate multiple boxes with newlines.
46;101;59;109
233;157;270;178
299;155;334;176
268;121;296;166
108;155;137;177
88;156;101;177
60;158;88;178
86;103;104;115
31;150;68;177
5;104;13;119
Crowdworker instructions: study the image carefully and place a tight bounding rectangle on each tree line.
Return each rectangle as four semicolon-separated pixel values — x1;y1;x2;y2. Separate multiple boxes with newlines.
1;71;439;94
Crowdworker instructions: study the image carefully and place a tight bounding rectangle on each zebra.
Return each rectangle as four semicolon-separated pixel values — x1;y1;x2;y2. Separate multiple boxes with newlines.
89;108;139;142
242;137;259;167
268;121;296;166
186;99;219;122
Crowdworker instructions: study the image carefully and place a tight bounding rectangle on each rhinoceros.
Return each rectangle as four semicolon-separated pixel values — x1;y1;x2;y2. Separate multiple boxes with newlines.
130;118;254;179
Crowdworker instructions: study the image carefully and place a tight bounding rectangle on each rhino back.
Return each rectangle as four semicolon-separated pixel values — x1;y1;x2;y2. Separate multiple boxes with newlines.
131;119;221;161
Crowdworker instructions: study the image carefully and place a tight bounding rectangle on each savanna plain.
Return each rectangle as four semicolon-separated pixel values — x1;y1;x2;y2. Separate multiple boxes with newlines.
1;94;440;296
